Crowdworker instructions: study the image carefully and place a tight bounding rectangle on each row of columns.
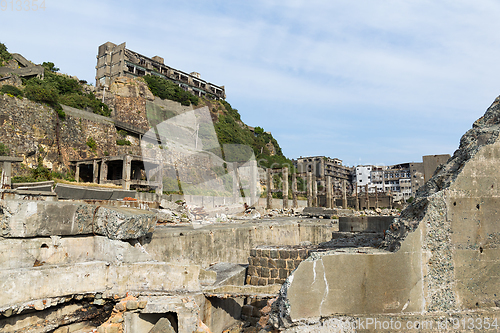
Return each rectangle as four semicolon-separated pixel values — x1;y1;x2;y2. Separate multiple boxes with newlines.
75;155;163;194
265;168;349;210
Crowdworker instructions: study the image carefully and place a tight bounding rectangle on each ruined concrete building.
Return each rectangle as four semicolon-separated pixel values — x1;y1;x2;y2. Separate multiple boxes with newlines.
95;42;226;99
293;156;352;194
0;53;44;81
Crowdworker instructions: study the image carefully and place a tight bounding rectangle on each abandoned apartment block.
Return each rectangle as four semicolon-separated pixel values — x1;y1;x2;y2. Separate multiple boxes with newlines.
95;41;226;99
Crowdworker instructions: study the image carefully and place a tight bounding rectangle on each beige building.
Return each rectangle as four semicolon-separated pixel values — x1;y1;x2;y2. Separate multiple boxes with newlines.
95;42;226;99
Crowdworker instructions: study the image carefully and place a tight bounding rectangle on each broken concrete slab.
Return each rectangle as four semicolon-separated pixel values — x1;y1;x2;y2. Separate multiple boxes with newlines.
54;183;136;200
0;262;202;310
148;317;175;333
144;219;334;267
206;262;247;286
0;200;156;239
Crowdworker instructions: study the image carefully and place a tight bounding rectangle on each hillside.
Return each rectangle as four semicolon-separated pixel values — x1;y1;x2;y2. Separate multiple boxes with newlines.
0;42;292;190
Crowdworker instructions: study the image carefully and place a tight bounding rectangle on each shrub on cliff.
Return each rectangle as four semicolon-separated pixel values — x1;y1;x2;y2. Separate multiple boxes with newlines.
0;85;23;97
212;99;291;169
143;75;199;106
23;65;109;118
0;42;12;65
0;142;9;156
24;78;59;108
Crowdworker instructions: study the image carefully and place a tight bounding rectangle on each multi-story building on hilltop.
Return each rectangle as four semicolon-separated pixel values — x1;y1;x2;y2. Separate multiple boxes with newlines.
95;42;226;100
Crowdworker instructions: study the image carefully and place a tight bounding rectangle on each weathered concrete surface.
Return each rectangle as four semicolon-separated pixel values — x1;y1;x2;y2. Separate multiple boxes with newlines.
144;218;335;267
1;189;57;201
0;235;153;270
302;207;351;218
206;262;247;286
284;226;422;322
55;183;137;200
0;200;156;239
148;317;176;333
339;216;394;232
0;262;201;311
0;301;111;333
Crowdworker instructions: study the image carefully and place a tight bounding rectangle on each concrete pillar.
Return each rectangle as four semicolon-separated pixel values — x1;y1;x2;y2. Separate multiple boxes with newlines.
99;159;108;184
266;168;272;209
365;184;369;209
75;163;80;183
375;187;379;209
342;179;348;209
292;172;298;208
250;160;257;206
312;175;318;207
319;158;324;178
92;160;99;184
122;155;132;190
1;162;11;188
282;167;288;209
354;184;359;211
307;171;313;207
326;176;332;209
232;162;239;200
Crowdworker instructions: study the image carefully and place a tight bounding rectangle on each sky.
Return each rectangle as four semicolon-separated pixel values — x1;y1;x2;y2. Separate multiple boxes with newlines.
2;0;500;167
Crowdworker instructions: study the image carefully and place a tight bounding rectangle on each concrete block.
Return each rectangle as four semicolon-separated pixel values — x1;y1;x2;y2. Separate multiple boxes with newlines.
339;216;394;233
286;226;423;320
0;201;156;239
206;262;247;286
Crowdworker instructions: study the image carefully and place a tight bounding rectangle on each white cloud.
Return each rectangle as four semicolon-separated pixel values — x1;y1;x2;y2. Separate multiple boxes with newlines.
1;0;500;165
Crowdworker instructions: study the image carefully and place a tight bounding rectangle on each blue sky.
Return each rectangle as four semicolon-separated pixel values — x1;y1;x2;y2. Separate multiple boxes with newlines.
2;0;500;166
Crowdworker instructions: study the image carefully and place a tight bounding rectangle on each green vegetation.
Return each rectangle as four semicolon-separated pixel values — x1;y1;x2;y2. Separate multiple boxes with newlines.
143;75;199;106
116;138;131;146
0;142;9;156
117;129;128;137
0;42;12;65
12;163;75;183
12;58;110;118
86;137;97;150
0;85;23;97
212;99;292;169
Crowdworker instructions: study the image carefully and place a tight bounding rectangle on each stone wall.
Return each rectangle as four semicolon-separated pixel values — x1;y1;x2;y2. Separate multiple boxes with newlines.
0;94;141;173
246;245;315;286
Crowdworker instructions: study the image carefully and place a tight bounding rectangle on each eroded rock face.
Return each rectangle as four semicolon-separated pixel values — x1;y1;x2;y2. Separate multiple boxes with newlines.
0;201;156;239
